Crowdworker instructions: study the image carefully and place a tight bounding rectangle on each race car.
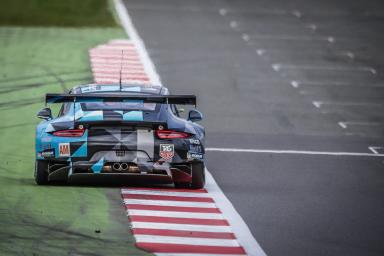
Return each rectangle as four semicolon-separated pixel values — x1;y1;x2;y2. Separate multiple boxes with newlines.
35;84;205;188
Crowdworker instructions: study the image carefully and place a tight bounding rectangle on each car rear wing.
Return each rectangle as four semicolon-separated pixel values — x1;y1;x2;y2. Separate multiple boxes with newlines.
45;93;197;106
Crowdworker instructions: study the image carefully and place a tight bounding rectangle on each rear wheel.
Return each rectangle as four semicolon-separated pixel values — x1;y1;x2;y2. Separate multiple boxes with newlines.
35;160;49;185
191;162;205;189
174;162;205;189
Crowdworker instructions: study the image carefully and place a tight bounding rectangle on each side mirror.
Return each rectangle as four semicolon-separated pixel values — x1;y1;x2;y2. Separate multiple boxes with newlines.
37;107;52;120
188;109;203;122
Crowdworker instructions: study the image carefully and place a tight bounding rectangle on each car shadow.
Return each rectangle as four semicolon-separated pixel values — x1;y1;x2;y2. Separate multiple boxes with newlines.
0;171;174;188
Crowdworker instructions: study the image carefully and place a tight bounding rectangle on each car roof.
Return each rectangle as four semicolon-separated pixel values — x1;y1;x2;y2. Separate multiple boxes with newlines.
70;83;168;95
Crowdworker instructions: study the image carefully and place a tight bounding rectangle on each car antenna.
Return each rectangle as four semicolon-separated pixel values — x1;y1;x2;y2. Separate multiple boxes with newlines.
119;50;123;91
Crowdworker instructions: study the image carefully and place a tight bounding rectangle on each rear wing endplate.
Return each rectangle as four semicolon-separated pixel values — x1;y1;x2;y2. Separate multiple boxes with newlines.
46;93;197;106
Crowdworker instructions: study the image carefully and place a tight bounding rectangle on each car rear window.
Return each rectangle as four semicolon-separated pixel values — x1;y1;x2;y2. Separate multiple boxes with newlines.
81;101;157;111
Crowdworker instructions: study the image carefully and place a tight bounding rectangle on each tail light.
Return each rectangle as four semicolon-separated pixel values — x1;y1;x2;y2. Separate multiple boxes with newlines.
52;129;85;137
156;130;191;139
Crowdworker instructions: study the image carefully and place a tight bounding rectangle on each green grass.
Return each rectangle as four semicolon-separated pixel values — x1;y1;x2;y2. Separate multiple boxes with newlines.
0;0;117;27
0;27;151;256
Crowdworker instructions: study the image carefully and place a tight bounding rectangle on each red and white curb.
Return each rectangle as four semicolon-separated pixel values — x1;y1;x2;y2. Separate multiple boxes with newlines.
86;0;267;255
89;39;153;85
122;187;246;255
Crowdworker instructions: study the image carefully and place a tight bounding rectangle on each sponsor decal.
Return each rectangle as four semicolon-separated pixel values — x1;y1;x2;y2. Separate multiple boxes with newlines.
115;150;125;157
159;144;174;160
189;138;200;145
188;152;204;160
189;144;202;152
59;143;70;157
41;149;55;158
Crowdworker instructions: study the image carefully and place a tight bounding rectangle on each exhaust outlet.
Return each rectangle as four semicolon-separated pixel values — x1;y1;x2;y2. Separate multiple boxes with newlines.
128;165;140;173
112;163;121;171
120;163;129;171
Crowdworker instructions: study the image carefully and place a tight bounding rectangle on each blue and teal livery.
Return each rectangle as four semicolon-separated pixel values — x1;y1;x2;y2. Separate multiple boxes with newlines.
35;84;206;188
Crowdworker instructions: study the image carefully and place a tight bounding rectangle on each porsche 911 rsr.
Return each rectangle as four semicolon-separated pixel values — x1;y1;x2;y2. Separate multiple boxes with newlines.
35;84;205;188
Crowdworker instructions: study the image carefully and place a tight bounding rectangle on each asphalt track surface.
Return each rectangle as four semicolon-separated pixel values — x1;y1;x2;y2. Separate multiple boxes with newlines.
122;0;384;255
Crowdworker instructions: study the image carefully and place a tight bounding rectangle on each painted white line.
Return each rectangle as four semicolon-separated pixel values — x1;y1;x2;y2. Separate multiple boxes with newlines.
256;49;265;56
127;209;224;220
121;189;212;198
222;8;291;15
219;8;228;16
340;51;355;59
249;34;332;41
338;121;384;129
114;0;161;85
241;33;250;42
272;64;280;72
156;254;246;256
261;49;358;59
292;10;302;18
205;170;266;256
124;199;217;208
312;101;384;108
305;24;317;31
328;37;335;43
206;147;384;157
291;81;350;87
299;90;309;95
131;221;232;233
368;146;383;154
290;80;300;88
115;2;265;255
230;21;238;29
291;81;384;88
134;234;240;247
369;147;378;154
271;64;376;74
312;101;322;108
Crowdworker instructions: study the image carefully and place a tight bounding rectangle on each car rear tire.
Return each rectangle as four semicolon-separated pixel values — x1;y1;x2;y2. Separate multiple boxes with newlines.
174;162;205;189
191;162;205;189
35;160;49;185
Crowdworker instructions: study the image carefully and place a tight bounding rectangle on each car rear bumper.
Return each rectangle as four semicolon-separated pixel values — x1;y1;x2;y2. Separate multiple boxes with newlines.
47;161;195;185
